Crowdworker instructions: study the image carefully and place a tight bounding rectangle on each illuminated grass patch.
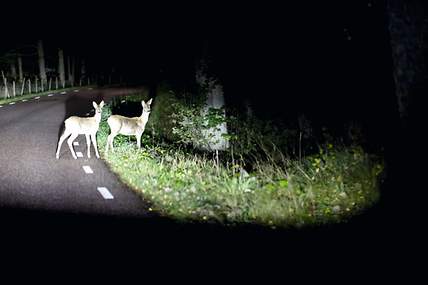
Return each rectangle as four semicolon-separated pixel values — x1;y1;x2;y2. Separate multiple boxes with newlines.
97;116;383;228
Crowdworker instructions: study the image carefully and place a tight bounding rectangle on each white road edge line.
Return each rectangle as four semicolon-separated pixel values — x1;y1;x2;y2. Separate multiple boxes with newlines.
97;187;114;199
76;152;84;158
73;142;79;146
0;105;3;108
82;165;94;174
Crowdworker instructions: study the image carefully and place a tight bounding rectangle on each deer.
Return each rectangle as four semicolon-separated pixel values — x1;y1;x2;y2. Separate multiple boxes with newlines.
106;98;153;152
56;101;105;159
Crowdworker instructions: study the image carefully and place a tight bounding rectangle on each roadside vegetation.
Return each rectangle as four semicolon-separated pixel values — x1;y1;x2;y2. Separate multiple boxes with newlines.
97;86;384;229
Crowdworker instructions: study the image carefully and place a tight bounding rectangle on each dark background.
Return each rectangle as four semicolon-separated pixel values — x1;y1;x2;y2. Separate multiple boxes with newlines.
4;1;398;133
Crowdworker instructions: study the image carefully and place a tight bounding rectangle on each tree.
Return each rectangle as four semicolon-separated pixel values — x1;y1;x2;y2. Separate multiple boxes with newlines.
58;49;65;88
387;0;428;124
37;40;47;87
10;60;17;79
195;59;229;151
17;55;23;83
67;55;75;86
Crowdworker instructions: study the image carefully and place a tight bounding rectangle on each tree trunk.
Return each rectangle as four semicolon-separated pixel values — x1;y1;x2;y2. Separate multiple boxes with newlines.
72;56;76;86
67;56;74;86
58;49;65;88
10;61;17;79
37;40;47;89
2;71;10;98
20;78;25;95
387;0;428;124
81;59;86;82
196;59;229;151
17;55;23;83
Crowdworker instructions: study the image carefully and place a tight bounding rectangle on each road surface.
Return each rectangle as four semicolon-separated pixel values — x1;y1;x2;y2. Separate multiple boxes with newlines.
0;87;154;220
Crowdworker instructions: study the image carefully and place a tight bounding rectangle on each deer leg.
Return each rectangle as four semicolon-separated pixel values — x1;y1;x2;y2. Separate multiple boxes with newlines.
56;130;71;159
136;134;141;149
91;133;100;158
85;134;91;158
107;132;116;153
67;133;79;159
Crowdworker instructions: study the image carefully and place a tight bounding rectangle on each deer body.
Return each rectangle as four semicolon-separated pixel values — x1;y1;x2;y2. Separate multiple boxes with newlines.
56;101;104;159
106;99;152;152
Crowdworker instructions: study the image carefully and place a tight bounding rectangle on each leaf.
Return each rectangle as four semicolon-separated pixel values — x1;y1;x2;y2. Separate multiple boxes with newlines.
279;179;288;188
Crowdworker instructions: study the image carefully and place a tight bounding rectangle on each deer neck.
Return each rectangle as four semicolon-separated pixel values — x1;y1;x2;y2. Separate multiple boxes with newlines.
94;112;102;124
139;111;150;125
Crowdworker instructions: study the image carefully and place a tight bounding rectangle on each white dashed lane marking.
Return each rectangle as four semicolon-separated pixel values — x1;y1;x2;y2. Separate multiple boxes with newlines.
73;142;79;146
82;165;94;174
76;152;84;158
97;187;114;199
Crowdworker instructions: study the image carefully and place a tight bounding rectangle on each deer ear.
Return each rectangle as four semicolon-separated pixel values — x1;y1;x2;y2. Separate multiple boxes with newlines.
100;101;105;108
92;101;97;108
141;100;145;107
147;98;153;105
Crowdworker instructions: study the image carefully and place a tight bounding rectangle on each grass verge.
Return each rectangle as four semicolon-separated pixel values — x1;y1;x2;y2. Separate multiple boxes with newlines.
97;116;384;229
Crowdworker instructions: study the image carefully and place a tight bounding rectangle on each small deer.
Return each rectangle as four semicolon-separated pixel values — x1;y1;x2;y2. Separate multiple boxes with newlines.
106;98;153;152
56;101;105;159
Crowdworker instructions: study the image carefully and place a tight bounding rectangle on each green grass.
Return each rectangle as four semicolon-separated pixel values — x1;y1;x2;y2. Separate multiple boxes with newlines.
0;86;95;105
97;116;384;229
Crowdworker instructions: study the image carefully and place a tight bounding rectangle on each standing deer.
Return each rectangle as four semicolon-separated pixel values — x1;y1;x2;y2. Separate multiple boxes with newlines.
106;98;153;152
56;101;105;159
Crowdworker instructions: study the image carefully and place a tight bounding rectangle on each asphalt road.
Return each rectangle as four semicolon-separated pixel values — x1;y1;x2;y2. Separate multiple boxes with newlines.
0;87;153;219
